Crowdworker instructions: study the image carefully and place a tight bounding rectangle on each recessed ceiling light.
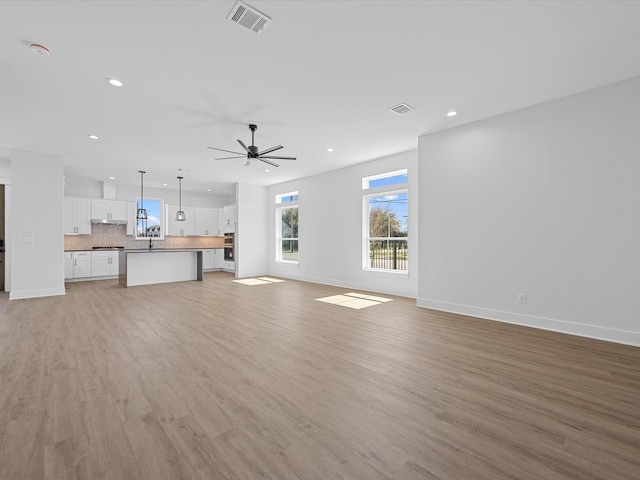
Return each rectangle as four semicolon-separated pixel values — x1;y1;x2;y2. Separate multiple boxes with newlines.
30;43;50;56
326;147;334;152
206;188;211;192
108;176;116;180
87;134;99;140
162;183;168;186
446;111;458;117
265;169;270;173
106;77;124;87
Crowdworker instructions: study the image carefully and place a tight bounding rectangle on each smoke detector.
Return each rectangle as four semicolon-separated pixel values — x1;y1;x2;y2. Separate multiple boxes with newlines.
30;43;50;56
389;103;415;116
227;1;271;35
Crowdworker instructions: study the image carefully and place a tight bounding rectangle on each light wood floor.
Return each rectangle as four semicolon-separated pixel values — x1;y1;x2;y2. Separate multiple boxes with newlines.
1;272;639;479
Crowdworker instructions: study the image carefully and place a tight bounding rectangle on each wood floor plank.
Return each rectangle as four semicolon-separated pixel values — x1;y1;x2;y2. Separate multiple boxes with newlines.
1;273;639;479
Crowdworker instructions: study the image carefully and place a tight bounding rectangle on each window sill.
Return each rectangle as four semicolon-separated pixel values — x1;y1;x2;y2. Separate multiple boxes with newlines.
362;268;408;275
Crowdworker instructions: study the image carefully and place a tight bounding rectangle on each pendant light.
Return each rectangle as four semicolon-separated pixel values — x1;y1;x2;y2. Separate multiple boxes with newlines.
176;176;186;221
136;170;148;220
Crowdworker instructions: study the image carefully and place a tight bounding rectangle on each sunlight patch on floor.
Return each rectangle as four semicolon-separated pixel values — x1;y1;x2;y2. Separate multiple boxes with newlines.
233;277;285;286
316;292;393;309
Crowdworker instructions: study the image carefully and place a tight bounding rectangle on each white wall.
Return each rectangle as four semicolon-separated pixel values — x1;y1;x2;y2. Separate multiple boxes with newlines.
10;149;65;299
0;158;11;177
267;150;418;297
418;76;640;346
236;183;268;278
64;175;229;208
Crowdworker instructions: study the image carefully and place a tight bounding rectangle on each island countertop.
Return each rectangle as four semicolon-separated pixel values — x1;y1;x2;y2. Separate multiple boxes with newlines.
122;248;219;253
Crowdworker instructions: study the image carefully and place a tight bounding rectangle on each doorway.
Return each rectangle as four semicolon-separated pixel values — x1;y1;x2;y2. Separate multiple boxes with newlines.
0;184;4;291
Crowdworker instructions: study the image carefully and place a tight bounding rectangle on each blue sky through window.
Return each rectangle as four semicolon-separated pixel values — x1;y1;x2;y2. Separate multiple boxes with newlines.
368;173;408;188
369;192;408;232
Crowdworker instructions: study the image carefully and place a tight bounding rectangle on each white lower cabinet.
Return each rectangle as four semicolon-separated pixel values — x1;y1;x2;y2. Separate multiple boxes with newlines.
211;249;234;271
64;252;74;279
91;251;119;277
65;251;92;279
213;249;225;269
65;251;120;280
203;249;215;271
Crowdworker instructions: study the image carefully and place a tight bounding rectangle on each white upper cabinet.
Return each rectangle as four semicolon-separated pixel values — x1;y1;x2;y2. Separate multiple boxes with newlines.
167;205;195;236
219;204;235;233
91;199;127;222
64;198;91;234
194;208;219;236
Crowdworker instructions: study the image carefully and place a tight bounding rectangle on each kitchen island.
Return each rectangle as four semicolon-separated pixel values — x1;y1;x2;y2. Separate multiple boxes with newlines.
119;248;203;287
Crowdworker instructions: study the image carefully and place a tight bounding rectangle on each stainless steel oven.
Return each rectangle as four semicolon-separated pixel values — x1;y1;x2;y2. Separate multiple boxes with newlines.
224;233;234;261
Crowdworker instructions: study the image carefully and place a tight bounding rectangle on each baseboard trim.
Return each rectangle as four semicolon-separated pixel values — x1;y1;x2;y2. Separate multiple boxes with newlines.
9;286;66;300
417;298;640;348
272;272;415;299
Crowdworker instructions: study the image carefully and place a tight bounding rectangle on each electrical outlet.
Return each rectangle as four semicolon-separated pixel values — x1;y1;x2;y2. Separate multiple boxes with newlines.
517;293;527;304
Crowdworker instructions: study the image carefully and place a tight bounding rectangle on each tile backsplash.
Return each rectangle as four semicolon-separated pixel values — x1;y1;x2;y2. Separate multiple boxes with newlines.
64;224;225;250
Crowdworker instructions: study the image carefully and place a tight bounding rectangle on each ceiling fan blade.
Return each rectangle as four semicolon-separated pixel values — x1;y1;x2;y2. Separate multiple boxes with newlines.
237;139;250;153
258;145;283;155
258;157;280;167
260;155;297;161
207;146;245;155
215;156;246;160
245;159;252;167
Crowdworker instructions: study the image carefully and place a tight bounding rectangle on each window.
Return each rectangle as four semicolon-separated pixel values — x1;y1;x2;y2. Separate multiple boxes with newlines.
362;169;408;190
363;171;408;272
136;197;164;240
276;191;298;263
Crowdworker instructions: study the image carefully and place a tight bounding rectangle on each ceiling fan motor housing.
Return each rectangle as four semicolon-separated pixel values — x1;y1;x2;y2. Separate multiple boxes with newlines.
248;145;259;156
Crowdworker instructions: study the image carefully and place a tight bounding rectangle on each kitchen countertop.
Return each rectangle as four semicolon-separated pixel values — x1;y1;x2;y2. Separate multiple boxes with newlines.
64;247;224;252
121;248;211;253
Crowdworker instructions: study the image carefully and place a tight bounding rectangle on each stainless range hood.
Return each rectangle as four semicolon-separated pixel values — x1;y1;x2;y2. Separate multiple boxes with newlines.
91;218;127;225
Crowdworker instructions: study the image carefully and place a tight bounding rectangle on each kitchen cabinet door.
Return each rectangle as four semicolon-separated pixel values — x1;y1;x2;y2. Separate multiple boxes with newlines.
64;252;74;279
76;200;91;234
91;252;111;277
73;251;92;278
91;200;127;222
109;201;127;221
213;249;225;269
194;208;219;236
219;205;235;233
167;205;195;236
92;251;119;277
203;249;215;270
91;200;110;221
64;198;91;234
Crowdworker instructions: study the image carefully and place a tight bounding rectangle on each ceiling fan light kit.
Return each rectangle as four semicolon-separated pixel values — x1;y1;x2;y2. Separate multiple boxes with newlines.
207;124;297;168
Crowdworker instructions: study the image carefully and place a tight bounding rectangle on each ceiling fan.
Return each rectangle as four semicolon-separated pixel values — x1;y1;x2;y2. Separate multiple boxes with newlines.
207;124;296;167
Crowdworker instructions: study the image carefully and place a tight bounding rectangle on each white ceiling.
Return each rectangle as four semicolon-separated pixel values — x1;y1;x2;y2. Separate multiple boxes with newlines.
2;1;640;196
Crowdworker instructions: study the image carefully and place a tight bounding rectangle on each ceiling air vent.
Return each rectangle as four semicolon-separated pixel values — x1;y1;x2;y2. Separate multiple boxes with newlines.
227;1;272;35
389;103;415;116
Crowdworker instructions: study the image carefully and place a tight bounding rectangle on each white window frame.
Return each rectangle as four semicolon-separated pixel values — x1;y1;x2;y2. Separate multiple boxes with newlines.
362;172;408;273
275;191;299;264
135;196;165;240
